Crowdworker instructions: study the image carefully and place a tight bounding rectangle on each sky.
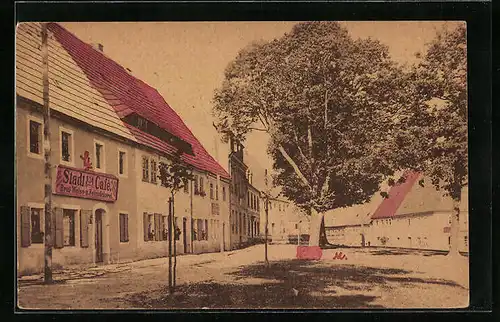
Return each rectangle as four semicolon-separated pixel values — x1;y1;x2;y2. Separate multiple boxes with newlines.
61;21;463;190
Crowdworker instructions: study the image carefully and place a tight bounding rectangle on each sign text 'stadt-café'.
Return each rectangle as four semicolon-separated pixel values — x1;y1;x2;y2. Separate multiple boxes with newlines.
55;165;119;202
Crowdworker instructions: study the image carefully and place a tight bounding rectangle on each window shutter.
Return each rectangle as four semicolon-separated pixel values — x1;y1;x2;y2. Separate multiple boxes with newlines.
54;207;64;248
20;206;31;247
80;210;91;248
143;212;149;241
125;215;129;242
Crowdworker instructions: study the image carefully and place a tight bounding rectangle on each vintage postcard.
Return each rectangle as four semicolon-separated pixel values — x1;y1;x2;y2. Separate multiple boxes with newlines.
16;21;468;309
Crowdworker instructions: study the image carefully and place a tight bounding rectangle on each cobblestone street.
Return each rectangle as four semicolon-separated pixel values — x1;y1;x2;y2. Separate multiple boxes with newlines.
18;244;469;309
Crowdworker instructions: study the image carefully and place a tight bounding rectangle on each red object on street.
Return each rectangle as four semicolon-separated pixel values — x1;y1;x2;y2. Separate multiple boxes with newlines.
296;246;323;260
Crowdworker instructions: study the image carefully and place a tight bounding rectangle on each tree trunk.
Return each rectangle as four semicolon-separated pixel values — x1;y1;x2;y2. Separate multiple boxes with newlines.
447;197;461;258
309;208;325;247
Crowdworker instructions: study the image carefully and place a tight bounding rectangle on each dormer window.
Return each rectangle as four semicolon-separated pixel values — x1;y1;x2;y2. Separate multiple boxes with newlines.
122;113;194;156
138;117;148;131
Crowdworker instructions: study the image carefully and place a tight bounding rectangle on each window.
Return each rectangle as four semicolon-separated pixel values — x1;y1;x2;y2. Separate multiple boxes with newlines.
464;236;468;247
63;209;76;246
247;192;250;207
183;179;189;193
147;214;155;240
223;187;226;201
142;156;149;182
31;208;43;244
199;177;205;194
150;159;157;184
194;175;199;194
408;219;411;225
295;223;298;229
119;213;129;242
210;183;214;199
61;132;71;162
196;219;204;241
29;119;42;155
118;150;127;176
95;142;104;170
216;185;219;201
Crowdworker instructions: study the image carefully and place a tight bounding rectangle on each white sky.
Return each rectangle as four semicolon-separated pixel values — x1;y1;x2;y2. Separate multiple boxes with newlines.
61;21;463;190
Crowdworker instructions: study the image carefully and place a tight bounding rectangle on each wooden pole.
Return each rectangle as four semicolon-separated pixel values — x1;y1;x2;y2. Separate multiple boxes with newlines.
264;169;269;267
41;23;53;284
168;197;173;294
173;194;177;290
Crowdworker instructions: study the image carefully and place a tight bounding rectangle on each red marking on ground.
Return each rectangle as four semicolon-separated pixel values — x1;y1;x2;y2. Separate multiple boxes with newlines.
296;246;323;260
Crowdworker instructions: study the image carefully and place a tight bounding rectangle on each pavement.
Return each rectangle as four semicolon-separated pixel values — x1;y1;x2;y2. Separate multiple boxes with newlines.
17;244;469;310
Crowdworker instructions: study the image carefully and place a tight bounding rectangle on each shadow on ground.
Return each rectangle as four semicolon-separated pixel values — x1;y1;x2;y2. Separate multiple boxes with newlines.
125;259;464;309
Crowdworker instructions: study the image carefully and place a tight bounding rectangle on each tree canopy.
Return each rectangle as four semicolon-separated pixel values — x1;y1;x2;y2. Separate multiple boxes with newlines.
213;21;408;214
393;23;467;201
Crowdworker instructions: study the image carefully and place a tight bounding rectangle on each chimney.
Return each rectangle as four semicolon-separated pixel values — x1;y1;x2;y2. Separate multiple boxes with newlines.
92;43;104;52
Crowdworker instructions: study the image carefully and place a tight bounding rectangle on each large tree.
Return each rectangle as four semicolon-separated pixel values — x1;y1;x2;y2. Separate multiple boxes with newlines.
394;24;467;257
213;22;408;246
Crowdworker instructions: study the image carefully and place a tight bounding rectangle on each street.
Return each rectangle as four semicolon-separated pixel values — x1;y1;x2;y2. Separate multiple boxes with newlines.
17;244;469;309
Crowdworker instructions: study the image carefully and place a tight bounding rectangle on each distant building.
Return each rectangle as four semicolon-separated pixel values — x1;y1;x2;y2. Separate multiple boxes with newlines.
228;137;261;249
324;172;469;253
261;196;310;244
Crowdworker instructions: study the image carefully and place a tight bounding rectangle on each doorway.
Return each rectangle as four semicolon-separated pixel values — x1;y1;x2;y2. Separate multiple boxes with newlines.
183;217;187;253
361;234;366;247
95;209;104;263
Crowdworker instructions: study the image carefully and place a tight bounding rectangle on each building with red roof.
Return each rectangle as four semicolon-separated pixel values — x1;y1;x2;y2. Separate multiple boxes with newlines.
324;171;469;252
16;23;231;275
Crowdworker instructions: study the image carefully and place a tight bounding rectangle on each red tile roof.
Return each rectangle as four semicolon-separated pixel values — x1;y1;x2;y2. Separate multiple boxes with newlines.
370;171;421;219
47;23;229;179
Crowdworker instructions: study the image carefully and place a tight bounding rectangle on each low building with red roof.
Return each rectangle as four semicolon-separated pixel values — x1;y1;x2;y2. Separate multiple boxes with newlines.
16;22;231;275
324;171;469;252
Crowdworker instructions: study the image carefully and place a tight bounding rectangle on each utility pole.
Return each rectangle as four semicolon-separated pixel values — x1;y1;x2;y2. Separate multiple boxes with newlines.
41;23;53;284
172;193;177;290
168;197;173;294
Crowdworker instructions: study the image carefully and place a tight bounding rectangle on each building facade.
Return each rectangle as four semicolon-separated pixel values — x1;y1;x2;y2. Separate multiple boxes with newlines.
16;23;230;275
324;172;469;253
228;138;261;249
260;197;309;244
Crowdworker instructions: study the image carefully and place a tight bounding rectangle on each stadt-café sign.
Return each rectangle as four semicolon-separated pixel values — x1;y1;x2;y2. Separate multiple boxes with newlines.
55;165;119;202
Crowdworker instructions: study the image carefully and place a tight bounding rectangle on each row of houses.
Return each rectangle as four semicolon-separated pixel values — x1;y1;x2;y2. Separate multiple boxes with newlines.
324;171;469;253
16;22;277;275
